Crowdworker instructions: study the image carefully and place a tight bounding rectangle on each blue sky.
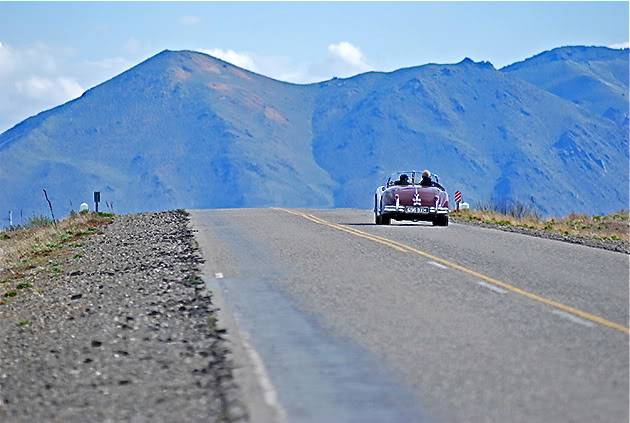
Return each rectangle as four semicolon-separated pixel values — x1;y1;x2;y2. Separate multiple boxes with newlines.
0;1;628;132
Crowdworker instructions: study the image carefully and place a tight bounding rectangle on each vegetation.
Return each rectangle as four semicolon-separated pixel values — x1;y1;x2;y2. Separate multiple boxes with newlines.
453;203;629;243
0;212;114;302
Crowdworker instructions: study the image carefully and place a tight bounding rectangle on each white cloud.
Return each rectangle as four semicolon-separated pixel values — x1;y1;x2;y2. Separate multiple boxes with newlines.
302;41;373;82
178;15;201;26
58;77;84;99
609;41;629;49
200;48;257;71
0;41;16;76
327;41;370;71
0;41;108;132
15;76;83;101
196;41;373;84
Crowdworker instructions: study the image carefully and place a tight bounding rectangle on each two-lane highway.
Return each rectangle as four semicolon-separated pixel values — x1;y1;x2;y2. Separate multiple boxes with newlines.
190;208;629;423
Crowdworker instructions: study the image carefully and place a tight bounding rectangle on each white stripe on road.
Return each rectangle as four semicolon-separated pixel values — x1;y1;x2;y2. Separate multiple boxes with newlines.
239;330;288;423
428;261;448;270
477;280;508;294
552;310;595;328
215;272;224;279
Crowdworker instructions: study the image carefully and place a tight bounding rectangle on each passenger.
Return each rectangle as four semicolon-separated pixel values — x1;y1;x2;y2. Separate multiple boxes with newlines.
420;169;445;190
420;170;433;187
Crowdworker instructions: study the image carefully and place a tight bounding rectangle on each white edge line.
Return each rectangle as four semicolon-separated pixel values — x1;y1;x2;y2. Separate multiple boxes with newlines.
239;330;288;423
477;280;508;294
552;310;596;328
214;272;224;279
428;261;448;270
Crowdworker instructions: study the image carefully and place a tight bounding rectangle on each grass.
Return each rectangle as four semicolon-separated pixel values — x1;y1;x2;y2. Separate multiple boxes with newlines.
0;212;114;301
453;204;629;243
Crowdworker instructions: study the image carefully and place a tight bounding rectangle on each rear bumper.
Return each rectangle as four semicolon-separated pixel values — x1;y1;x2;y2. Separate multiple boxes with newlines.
382;205;449;221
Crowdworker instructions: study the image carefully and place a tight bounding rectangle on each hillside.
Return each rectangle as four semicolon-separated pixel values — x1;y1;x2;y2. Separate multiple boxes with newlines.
0;47;628;222
503;46;629;128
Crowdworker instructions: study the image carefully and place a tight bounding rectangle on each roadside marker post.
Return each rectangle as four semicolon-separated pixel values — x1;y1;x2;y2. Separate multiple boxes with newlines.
93;191;100;213
454;191;463;210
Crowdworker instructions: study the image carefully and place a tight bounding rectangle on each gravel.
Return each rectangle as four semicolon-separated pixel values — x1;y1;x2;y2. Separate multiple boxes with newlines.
0;210;246;422
451;217;629;254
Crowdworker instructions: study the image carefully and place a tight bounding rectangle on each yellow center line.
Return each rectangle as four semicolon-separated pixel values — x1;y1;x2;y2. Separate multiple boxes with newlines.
275;208;630;335
281;209;409;252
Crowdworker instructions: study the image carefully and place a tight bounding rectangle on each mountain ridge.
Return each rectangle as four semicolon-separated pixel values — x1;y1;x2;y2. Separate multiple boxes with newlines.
0;45;627;223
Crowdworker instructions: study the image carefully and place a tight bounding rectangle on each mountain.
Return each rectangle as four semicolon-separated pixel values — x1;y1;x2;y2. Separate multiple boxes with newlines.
0;47;628;223
0;51;333;216
503;46;629;128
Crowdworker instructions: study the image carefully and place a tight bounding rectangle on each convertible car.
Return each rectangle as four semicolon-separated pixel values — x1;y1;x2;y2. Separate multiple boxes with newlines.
374;171;450;226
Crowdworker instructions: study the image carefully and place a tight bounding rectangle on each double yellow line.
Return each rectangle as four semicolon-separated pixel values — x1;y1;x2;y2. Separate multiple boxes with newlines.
276;208;630;335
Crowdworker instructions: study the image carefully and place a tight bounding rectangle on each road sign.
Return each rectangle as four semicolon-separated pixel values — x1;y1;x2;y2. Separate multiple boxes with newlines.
93;191;100;212
454;191;462;203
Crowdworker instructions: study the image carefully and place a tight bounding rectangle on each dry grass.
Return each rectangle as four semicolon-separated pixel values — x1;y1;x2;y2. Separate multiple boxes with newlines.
453;209;629;242
0;212;114;303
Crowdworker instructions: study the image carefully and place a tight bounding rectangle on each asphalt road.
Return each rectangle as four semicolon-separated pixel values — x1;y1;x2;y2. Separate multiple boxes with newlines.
190;208;629;423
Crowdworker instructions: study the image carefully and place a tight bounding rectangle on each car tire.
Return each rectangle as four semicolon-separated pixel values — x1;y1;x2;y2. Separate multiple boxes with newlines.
433;215;449;226
381;215;391;225
375;194;383;225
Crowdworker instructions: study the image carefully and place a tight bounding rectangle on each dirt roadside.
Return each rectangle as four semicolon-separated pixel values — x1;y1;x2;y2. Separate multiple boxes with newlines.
451;215;629;254
0;211;246;422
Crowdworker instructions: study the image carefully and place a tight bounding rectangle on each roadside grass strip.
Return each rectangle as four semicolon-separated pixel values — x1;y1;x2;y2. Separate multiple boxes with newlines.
275;208;630;335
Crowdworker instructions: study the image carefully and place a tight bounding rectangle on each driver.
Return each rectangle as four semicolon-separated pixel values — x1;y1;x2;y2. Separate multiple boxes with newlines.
397;174;410;186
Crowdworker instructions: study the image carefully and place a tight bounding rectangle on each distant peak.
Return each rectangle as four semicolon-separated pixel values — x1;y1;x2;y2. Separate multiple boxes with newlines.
457;57;495;69
502;45;627;71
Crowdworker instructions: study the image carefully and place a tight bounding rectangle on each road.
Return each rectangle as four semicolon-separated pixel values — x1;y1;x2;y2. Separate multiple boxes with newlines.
190;208;629;423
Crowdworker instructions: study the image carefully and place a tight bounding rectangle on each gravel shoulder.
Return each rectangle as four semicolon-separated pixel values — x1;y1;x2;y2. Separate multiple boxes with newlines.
0;211;245;422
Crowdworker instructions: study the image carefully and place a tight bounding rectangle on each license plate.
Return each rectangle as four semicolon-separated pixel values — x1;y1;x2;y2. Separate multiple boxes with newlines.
405;206;429;214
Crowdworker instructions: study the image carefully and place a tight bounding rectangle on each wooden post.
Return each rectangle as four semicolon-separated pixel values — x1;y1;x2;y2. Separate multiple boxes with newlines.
42;189;56;227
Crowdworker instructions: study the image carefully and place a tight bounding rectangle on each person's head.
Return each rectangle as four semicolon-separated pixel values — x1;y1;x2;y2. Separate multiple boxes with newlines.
422;170;431;179
400;174;409;181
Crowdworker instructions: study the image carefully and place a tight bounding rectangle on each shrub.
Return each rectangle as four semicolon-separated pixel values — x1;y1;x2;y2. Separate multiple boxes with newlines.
95;212;115;218
26;215;55;229
475;199;540;219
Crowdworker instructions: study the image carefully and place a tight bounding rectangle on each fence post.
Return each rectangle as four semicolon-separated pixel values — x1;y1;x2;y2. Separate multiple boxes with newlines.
42;189;57;227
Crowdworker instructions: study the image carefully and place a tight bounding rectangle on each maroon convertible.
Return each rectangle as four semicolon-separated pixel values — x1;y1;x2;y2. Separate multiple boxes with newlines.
374;171;450;226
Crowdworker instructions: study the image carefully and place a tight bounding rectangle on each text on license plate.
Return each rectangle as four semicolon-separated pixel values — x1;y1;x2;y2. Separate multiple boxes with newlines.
405;206;430;214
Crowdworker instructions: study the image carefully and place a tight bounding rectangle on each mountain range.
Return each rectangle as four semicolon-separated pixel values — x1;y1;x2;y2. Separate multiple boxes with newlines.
0;45;628;223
